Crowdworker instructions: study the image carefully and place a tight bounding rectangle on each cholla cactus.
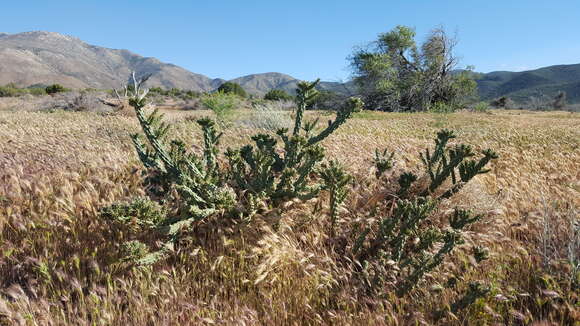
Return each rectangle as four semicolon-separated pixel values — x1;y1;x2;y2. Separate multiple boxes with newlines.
227;80;362;204
124;74;236;233
353;130;498;297
320;160;352;237
419;129;498;198
373;148;395;179
109;75;361;265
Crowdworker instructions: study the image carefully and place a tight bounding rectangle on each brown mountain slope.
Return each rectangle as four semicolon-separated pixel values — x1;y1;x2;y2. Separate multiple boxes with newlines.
0;31;356;96
0;31;218;91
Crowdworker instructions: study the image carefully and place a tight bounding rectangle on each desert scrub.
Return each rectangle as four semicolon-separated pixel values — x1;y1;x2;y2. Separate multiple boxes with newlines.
237;101;294;131
264;89;293;101
0;106;578;324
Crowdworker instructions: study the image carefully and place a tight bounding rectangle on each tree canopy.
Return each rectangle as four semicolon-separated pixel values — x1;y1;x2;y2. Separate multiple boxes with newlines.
350;25;477;111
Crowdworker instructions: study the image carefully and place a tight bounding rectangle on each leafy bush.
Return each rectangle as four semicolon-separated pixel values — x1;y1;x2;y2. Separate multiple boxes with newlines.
201;91;238;122
472;101;489;113
217;82;247;98
264;89;293;101
0;84;23;97
148;87;199;100
28;87;47;96
45;84;67;94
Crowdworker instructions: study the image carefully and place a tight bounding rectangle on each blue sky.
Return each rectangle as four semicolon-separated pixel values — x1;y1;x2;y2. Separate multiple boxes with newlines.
2;1;579;81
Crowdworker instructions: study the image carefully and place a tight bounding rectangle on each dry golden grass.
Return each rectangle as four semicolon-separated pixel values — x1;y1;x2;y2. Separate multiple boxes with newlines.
0;108;578;325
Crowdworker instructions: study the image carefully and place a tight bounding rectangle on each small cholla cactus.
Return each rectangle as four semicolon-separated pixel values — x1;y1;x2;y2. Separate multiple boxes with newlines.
106;74;362;265
472;245;490;263
397;172;418;197
373;148;395;179
320;160;352;237
419;129;498;198
109;73;237;265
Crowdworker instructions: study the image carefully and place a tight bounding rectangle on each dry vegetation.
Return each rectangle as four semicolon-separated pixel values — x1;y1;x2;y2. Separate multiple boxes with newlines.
0;107;578;325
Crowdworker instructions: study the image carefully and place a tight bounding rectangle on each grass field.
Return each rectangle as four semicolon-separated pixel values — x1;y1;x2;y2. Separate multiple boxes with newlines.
0;108;578;325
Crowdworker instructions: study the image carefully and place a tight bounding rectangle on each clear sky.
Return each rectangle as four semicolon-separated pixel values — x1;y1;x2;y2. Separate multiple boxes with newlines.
2;1;579;81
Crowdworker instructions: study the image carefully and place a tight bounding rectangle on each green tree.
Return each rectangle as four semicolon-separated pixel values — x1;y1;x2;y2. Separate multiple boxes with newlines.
264;89;293;101
217;82;247;98
350;25;477;111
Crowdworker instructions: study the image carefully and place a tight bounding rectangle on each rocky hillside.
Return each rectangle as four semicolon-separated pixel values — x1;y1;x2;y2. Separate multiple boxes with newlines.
0;31;220;91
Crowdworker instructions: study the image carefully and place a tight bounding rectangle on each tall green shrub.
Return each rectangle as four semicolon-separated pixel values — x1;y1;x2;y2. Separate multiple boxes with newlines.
264;89;293;101
217;82;247;98
350;26;477;111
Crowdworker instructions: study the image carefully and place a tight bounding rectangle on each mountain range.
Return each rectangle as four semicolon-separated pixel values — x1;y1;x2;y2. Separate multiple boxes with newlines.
0;31;578;102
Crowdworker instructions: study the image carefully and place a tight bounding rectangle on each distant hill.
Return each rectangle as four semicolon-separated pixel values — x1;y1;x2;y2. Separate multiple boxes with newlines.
476;64;580;103
0;31;578;102
0;31;221;91
230;72;356;96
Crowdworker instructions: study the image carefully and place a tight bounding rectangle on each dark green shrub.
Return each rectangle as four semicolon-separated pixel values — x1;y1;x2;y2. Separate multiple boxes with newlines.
45;84;67;94
553;91;567;109
148;87;199;100
217;82;247;98
264;89;293;101
490;96;513;109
